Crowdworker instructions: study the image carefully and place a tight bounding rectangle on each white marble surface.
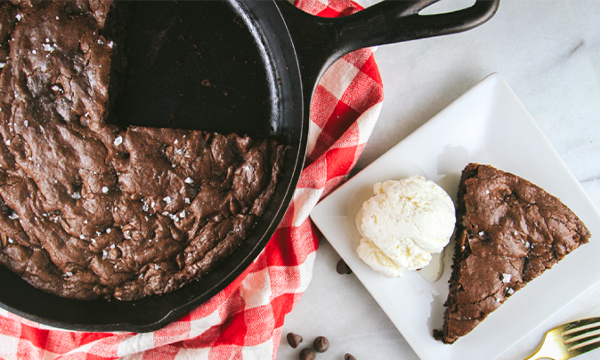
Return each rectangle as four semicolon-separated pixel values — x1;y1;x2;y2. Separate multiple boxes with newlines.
277;0;600;359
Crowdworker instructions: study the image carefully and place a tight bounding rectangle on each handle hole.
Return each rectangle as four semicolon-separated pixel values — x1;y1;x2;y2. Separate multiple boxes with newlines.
419;0;476;15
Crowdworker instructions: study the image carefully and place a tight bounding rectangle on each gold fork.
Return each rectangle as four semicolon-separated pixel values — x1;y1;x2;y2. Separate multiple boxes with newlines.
524;317;600;360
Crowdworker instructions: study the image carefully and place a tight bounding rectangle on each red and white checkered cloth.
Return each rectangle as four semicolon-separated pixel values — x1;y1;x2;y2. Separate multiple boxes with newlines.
0;0;384;358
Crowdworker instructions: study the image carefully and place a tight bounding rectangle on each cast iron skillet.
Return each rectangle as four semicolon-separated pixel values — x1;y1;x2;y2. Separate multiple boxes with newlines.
0;0;500;332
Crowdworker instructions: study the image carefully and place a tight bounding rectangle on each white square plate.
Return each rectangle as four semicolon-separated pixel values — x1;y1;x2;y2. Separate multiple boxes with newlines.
309;73;600;360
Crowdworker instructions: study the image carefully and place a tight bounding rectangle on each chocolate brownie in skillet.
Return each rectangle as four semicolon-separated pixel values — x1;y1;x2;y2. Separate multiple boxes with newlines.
0;1;286;301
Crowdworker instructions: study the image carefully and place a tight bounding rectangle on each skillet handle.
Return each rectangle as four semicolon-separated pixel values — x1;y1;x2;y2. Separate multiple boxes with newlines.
276;0;500;100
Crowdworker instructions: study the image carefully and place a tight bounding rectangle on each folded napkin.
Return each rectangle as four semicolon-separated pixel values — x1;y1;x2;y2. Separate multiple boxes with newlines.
0;0;383;358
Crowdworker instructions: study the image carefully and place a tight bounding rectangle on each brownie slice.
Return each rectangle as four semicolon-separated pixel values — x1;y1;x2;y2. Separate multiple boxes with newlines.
434;163;590;344
0;1;286;301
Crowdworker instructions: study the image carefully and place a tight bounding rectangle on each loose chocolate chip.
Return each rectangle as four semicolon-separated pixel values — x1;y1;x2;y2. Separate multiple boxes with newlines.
287;332;303;348
313;336;329;352
299;348;316;360
336;259;352;274
344;353;357;360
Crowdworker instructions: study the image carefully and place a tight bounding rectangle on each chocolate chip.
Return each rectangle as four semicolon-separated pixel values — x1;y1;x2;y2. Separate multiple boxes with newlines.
313;336;329;352
299;348;316;360
286;332;303;348
344;354;357;360
336;259;352;274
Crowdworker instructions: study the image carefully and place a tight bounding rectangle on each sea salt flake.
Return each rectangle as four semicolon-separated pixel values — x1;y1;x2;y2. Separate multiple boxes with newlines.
179;210;186;218
80;235;85;239
502;273;512;283
162;212;169;216
478;231;485;236
71;191;81;200
102;250;108;260
163;196;171;204
5;140;10;145
102;186;109;193
184;198;190;204
16;14;22;21
8;212;18;220
106;228;111;233
114;136;123;146
184;177;193;184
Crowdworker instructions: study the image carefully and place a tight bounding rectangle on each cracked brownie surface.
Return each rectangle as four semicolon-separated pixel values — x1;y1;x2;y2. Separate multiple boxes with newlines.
434;163;590;344
0;1;286;301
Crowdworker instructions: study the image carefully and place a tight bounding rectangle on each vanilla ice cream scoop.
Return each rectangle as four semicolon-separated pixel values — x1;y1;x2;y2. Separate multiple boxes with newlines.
356;175;455;278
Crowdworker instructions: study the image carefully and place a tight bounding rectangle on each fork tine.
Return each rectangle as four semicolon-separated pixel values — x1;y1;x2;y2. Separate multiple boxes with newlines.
560;317;600;358
524;317;600;360
567;335;600;357
562;317;600;337
564;328;600;347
